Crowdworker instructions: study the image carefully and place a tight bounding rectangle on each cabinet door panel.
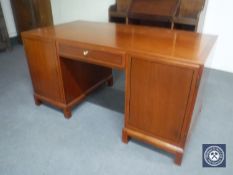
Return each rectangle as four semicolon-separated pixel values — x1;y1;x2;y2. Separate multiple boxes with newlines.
129;58;194;142
23;38;63;103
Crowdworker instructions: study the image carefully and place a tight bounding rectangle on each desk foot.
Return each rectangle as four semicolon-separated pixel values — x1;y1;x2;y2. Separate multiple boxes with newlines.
34;95;42;106
122;129;130;144
63;108;72;119
107;76;113;87
174;152;183;165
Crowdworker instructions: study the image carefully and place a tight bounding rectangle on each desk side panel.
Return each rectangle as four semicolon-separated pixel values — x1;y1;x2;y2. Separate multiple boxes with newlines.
23;37;64;104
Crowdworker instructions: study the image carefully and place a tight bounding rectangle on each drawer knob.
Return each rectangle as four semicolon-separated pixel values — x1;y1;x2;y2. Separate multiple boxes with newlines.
83;50;89;56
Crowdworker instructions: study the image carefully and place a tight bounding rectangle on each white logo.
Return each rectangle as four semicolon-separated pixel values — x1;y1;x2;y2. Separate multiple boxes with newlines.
204;146;225;166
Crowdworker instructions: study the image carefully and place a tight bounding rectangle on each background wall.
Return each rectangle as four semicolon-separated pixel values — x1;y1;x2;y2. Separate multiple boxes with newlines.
50;0;115;24
0;0;17;37
202;0;233;73
1;0;233;73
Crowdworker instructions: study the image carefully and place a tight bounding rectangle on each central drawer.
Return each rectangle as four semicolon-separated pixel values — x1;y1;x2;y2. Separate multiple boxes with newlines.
58;42;125;68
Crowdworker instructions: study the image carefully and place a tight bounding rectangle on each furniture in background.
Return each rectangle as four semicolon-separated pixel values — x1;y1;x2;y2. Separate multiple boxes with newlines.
172;0;206;31
128;0;179;28
117;0;132;12
10;0;53;42
109;0;132;23
109;0;206;31
22;21;216;165
0;3;11;51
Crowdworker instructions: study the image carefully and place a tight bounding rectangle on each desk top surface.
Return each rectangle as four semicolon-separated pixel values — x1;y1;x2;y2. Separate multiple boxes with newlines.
22;21;217;65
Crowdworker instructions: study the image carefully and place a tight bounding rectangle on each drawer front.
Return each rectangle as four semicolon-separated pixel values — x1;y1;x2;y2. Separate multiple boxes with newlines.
58;43;125;68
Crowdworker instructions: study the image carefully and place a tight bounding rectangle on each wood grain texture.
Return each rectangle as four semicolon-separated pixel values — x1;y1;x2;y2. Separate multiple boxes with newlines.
22;21;216;65
23;38;64;103
110;0;205;31
128;0;179;21
59;57;112;104
117;0;132;12
22;32;114;117
11;0;53;42
123;54;200;165
22;21;216;165
58;42;125;69
129;57;195;143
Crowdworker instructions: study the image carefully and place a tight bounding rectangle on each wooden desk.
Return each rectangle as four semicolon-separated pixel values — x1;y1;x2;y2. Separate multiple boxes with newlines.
22;21;216;165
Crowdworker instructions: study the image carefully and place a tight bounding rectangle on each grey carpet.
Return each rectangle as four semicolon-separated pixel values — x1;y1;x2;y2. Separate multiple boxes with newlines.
0;45;232;175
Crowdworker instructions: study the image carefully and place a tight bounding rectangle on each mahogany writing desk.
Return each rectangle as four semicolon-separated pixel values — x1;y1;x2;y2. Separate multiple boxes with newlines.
22;21;216;165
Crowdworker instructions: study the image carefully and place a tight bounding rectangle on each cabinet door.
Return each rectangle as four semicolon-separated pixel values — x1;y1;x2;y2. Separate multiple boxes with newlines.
129;58;194;143
23;38;64;103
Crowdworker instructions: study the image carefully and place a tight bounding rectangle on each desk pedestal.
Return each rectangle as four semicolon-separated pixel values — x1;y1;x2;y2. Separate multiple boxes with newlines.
23;38;113;118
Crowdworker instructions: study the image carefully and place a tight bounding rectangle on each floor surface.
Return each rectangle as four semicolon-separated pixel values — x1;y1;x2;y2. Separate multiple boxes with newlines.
0;45;232;175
